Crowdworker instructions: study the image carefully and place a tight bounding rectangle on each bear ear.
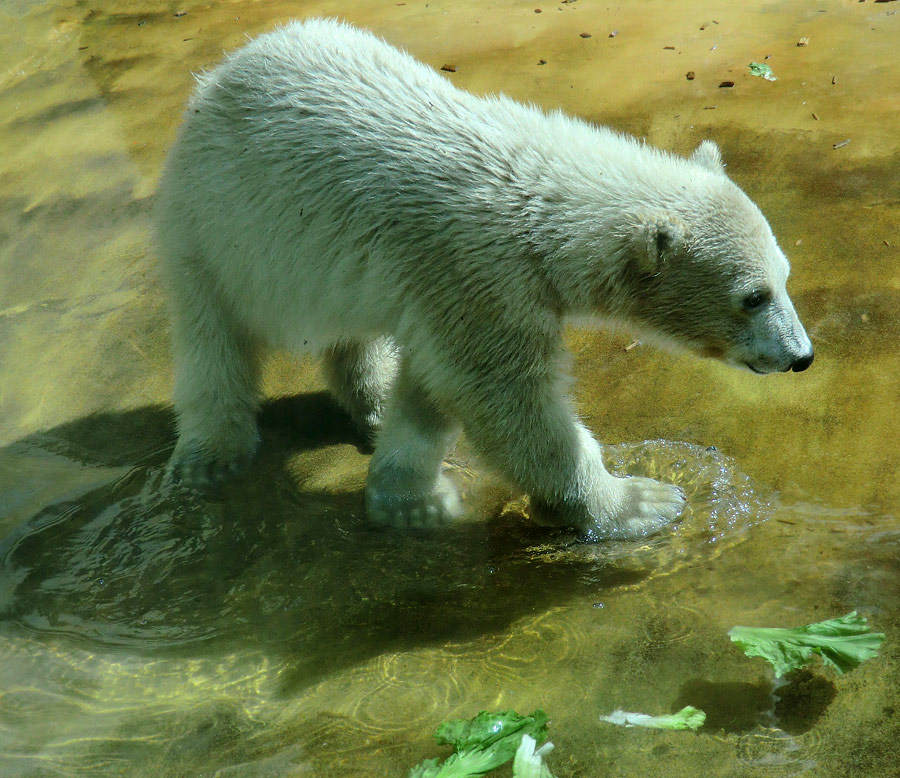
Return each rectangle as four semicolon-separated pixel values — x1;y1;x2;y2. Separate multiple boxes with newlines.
633;213;687;275
690;139;726;175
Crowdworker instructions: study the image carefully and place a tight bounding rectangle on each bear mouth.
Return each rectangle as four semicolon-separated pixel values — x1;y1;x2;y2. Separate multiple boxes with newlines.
743;361;768;375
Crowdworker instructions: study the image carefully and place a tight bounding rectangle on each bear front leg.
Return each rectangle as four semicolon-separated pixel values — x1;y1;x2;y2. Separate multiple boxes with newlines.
463;379;685;539
365;365;462;528
165;260;262;488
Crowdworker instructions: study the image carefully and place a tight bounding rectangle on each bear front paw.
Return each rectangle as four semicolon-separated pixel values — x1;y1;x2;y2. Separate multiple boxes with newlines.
532;475;685;540
365;473;463;529
166;438;258;489
604;476;685;539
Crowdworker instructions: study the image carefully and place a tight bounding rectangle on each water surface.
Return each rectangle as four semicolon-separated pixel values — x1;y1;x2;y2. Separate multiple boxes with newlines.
1;1;898;776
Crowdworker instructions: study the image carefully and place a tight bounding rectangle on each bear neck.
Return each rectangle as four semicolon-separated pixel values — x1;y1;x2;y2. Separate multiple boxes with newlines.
507;160;666;317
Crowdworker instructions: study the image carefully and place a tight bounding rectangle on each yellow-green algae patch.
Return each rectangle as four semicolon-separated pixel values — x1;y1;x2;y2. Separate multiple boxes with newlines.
1;1;898;776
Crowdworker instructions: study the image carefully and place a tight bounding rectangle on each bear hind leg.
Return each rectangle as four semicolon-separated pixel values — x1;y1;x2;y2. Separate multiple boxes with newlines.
322;337;399;443
166;258;262;488
365;364;462;528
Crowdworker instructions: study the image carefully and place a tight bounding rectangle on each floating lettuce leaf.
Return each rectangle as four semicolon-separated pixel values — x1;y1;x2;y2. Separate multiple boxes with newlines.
728;611;885;677
599;705;706;731
407;709;552;778
435;709;548;751
749;62;777;81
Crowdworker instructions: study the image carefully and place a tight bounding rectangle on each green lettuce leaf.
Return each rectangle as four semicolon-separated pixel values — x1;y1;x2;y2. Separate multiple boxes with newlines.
407;709;551;778
435;709;548;752
728;611;885;677
749;61;777;81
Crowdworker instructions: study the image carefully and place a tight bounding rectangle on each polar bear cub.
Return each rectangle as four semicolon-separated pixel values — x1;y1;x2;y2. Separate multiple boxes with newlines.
156;19;813;539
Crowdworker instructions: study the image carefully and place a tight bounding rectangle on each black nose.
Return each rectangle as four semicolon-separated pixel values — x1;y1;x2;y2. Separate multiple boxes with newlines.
791;350;814;372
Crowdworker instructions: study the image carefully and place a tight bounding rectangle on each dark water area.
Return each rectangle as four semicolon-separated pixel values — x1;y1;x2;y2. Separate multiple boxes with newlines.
1;1;899;776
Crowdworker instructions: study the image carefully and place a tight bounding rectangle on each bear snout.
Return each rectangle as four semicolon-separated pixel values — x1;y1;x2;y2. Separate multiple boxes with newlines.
790;349;814;372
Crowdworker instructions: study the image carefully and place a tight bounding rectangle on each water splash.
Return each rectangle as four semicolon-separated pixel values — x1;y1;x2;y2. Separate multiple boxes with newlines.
509;440;773;576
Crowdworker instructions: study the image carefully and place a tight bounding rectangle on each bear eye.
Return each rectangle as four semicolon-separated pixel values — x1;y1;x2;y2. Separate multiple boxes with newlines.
655;230;670;256
742;290;770;311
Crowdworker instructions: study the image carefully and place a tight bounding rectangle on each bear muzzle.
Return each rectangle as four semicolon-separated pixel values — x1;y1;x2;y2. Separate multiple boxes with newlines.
748;296;814;374
789;349;814;372
741;339;814;375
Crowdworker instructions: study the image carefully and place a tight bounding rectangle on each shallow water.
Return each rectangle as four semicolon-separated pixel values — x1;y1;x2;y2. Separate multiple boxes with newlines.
1;1;899;776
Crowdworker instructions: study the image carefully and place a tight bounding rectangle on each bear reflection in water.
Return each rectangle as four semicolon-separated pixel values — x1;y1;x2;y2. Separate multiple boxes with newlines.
155;19;813;538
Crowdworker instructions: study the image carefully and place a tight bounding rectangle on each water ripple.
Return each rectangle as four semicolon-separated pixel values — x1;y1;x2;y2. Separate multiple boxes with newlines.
510;440;773;576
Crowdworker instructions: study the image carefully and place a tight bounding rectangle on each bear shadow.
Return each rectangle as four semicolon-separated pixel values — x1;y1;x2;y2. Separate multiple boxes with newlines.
674;673;836;734
0;394;650;693
674;678;775;732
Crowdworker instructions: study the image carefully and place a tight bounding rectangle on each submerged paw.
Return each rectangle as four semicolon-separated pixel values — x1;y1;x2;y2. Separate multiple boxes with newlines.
609;476;685;539
167;441;257;489
365;474;463;529
628;476;685;518
530;475;685;539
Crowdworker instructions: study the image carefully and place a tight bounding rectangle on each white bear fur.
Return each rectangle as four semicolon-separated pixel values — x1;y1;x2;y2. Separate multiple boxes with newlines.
155;18;812;538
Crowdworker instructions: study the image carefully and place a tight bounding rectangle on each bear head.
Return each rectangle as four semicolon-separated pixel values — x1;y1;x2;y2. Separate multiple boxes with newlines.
619;141;814;375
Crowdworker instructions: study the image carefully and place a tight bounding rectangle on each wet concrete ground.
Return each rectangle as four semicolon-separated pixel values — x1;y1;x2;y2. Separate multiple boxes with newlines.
1;1;898;776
